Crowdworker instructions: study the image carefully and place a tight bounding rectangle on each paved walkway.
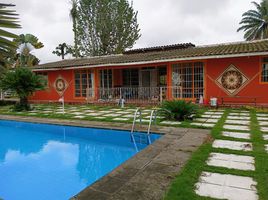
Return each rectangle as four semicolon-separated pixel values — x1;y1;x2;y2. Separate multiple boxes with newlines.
195;111;259;200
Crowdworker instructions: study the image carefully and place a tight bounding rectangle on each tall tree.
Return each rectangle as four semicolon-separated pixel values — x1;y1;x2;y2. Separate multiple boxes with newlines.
237;1;268;41
76;0;141;56
0;3;21;70
14;34;44;67
70;0;79;58
52;43;73;59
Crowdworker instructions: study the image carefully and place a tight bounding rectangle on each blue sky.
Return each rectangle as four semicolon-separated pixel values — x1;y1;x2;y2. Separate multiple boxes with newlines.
3;0;261;63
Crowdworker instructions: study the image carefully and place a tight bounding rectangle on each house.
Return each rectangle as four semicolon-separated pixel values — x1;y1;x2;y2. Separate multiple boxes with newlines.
31;39;268;106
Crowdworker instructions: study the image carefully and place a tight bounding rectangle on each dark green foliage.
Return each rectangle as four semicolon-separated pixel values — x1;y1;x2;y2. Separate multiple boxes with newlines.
0;3;21;68
76;0;141;56
0;68;45;111
52;43;73;59
237;1;268;40
159;100;198;121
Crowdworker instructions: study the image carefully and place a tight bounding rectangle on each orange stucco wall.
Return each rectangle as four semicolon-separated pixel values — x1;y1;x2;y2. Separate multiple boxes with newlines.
205;56;268;104
31;55;268;105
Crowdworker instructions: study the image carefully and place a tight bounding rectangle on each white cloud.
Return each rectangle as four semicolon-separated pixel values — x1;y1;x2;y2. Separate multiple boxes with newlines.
2;0;261;63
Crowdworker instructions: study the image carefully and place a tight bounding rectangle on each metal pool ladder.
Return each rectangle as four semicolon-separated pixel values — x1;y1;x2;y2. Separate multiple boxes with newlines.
131;108;157;135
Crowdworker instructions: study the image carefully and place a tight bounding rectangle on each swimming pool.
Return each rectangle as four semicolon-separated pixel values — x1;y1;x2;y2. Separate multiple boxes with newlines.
0;120;160;200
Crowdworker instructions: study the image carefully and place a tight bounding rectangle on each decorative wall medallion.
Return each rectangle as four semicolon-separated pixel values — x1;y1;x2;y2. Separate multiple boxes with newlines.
54;76;68;96
216;65;249;96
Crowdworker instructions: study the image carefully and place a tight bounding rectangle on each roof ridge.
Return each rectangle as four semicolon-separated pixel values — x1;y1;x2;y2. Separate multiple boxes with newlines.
196;39;268;48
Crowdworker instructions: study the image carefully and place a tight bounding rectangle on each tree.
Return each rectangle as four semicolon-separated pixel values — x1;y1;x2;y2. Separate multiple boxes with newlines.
237;1;268;41
52;43;73;59
14;34;44;67
0;67;45;110
70;0;79;58
76;0;141;56
0;3;21;70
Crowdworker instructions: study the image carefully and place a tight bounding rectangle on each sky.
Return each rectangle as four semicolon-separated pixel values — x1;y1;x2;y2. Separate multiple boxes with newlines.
2;0;261;64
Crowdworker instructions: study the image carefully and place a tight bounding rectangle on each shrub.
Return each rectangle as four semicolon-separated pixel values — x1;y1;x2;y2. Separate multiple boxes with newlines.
159;100;198;121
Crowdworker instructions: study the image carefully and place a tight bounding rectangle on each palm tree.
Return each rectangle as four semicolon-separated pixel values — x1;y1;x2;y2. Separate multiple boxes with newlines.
0;3;21;68
52;43;73;59
14;33;44;67
70;0;79;58
237;1;268;41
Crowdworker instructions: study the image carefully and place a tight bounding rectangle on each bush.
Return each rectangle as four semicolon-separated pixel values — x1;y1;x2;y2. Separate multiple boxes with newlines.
159;100;198;121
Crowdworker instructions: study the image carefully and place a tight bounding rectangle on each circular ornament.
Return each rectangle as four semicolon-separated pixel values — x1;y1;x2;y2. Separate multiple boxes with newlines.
55;78;66;92
221;70;243;90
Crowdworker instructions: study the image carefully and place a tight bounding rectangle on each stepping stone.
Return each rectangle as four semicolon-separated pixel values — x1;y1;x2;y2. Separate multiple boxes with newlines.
73;112;85;115
201;115;221;119
55;111;65;114
207;152;255;171
265;144;268;153
240;110;250;113
93;116;106;119
103;113;121;117
123;114;135;118
85;113;102;116
229;113;249;116
125;109;137;111
83;110;95;113
110;108;122;111
263;134;268;140
222;131;250;139
227;116;250;120
225;120;250;125
260;127;268;132
115;111;130;114
195;172;258;200
204;112;217;115
74;116;85;119
99;110;112;113
259;121;268;126
135;119;150;123
191;123;215;128
223;124;250;131
195;118;218;123
212;140;252;151
42;110;53;113
160;121;181;125
257;117;268;121
257;113;268;117
112;118;129;121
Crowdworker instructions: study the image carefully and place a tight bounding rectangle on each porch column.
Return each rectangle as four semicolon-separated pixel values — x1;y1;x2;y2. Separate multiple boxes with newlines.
166;63;173;100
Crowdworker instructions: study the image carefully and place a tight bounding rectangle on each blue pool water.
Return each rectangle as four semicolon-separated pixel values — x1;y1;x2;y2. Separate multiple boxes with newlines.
0;120;160;200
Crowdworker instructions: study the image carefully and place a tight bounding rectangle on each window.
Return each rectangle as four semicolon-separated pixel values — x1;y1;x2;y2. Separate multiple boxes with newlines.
261;58;268;82
122;69;139;87
158;66;167;86
172;62;204;99
36;72;48;88
99;69;113;88
74;69;94;97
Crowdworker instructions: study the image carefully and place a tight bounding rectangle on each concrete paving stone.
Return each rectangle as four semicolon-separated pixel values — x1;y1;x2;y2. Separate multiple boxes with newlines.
135;119;151;123
115;111;131;114
103;113;122;117
225;119;250;125
85;113;102;116
257;117;268;121
208;109;225;112
195;118;218;123
160;121;181;125
212;139;252;151
110;108;123;111
83;110;95;113
263;134;268;141
201;115;221;119
93;116;106;119
207;153;255;171
240;110;250;113
191;123;215;128
198;171;257;190
112;118;129;121
55;111;65;114
256;113;268;117
28;113;37;115
229;113;250;116
204;112;217;115
74;115;85;119
223;124;250;131
222;131;250;139
72;112;85;115
125;109;137;111
122;114;135;118
260;127;268;132
259;121;268;126
265;144;268;153
99;110;113;113
42;110;53;113
227;116;250;120
195;172;258;200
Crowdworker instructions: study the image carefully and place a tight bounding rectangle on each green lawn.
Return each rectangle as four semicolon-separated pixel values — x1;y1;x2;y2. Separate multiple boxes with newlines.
164;108;268;200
